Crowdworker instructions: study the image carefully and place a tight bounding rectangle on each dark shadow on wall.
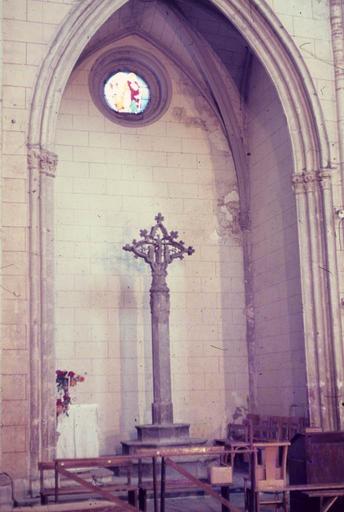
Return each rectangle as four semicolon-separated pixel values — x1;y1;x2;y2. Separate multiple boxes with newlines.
118;273;140;443
142;272;154;425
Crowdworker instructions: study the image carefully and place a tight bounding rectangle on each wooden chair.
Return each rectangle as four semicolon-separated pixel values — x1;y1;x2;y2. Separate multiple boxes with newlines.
228;414;261;443
244;441;290;512
252;416;276;441
227;414;307;445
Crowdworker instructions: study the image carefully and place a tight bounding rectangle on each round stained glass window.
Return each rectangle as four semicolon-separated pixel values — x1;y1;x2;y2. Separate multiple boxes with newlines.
104;71;150;115
89;47;172;127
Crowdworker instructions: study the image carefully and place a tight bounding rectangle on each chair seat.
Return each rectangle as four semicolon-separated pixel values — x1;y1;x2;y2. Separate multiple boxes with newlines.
257;479;286;492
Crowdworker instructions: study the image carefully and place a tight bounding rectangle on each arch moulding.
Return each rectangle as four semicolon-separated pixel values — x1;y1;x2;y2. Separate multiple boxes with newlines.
27;0;343;484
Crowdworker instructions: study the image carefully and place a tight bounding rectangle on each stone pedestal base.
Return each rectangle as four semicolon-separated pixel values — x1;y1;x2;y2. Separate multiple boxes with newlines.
136;422;190;442
121;426;211;480
121;422;207;454
121;422;209;478
122;434;206;454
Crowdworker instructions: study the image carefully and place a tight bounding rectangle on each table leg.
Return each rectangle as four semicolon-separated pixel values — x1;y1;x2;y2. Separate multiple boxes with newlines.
160;457;166;512
321;496;338;512
138;488;147;512
221;486;230;511
254;491;260;512
128;489;137;506
153;457;158;512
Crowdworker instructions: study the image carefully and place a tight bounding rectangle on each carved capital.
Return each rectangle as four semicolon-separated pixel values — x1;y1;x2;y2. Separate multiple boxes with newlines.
40;149;58;177
27;145;58;177
318;169;332;190
291;173;304;194
292;171;325;194
303;171;318;193
27;145;42;171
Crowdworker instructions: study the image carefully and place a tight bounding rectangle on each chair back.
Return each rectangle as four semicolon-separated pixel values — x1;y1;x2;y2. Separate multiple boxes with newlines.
253;442;289;491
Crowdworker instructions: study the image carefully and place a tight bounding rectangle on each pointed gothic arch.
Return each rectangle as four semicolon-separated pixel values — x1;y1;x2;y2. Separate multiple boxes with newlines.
27;0;343;484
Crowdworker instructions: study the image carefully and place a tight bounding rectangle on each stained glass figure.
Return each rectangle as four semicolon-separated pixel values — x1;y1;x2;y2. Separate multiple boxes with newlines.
104;71;150;114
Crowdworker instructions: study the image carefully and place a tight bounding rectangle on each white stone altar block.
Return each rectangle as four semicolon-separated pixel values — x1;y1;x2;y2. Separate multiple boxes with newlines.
56;404;99;458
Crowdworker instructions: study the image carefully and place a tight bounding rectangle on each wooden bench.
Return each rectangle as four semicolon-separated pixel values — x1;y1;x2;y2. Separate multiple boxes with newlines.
227;414;308;443
288;483;344;512
38;457;138;508
15;501;124;512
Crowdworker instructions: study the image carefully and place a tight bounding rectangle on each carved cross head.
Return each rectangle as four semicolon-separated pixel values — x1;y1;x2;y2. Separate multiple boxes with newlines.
123;213;195;272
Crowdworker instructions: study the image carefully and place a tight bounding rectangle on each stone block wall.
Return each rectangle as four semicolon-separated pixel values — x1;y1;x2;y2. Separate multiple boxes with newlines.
0;0;343;492
246;57;307;416
0;0;78;488
54;38;248;451
270;0;344;333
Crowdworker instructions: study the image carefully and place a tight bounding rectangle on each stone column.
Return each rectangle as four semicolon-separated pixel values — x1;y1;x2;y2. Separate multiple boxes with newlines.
304;171;337;430
150;269;173;424
319;169;344;429
292;173;322;428
27;145;58;487
27;145;43;486
39;150;58;461
292;170;343;430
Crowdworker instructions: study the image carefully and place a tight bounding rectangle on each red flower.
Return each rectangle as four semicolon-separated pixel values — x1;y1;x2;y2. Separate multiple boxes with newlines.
56;369;85;417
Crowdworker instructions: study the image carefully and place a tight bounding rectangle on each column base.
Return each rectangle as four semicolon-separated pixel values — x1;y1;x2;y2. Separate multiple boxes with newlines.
122;426;206;455
121;423;209;478
136;422;190;442
152;401;173;424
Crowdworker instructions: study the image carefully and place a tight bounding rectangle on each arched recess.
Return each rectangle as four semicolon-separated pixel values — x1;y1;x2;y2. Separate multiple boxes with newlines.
27;0;344;482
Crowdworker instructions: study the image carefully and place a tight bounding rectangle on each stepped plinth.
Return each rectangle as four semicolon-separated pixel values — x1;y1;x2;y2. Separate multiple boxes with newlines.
136;422;191;442
122;422;207;455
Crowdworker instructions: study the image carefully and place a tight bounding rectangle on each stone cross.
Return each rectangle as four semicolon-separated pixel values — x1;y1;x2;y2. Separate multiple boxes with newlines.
123;213;195;425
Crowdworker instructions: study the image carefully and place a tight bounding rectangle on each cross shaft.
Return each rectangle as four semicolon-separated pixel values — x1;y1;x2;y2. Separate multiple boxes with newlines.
123;213;194;424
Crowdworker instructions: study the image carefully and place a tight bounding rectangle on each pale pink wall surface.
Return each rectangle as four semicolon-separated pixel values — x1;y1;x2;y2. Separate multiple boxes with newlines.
1;0;342;489
54;38;249;452
246;58;307;417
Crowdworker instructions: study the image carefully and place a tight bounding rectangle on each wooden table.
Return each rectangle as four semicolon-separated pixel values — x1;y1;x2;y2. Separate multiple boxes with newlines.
135;445;252;512
288;483;344;512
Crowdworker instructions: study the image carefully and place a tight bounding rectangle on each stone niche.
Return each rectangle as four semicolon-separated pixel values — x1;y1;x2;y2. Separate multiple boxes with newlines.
54;36;248;453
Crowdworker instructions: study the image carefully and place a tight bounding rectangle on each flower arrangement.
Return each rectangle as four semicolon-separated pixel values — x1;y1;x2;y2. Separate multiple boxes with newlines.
56;370;85;417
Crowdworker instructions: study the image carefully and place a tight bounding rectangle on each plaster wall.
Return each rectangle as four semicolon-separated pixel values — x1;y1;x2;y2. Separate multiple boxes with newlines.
54;38;248;452
267;0;344;333
246;57;307;416
0;0;79;483
0;0;343;488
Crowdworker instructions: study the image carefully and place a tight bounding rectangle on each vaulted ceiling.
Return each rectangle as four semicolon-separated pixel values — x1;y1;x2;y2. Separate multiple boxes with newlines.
77;0;255;216
79;0;250;93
